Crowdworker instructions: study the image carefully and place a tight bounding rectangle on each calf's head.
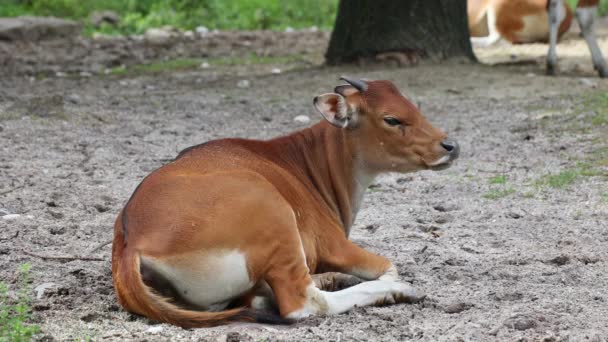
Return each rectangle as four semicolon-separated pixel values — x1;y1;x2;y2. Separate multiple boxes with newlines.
314;76;459;173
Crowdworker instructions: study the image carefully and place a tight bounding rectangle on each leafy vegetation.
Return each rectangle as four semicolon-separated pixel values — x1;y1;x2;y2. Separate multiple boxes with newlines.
0;264;40;342
0;0;339;35
484;174;514;199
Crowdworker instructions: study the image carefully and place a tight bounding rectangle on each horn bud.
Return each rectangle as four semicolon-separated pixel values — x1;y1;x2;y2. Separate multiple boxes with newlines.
339;76;368;92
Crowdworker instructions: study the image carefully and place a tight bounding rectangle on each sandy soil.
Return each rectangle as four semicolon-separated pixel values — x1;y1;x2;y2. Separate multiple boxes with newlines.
1;24;607;341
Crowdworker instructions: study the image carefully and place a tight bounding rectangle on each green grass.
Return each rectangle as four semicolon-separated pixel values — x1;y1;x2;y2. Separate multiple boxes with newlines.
107;53;305;75
488;175;507;185
580;92;608;127
483;187;515;199
0;264;40;342
484;174;515;199
536;163;607;189
0;0;339;35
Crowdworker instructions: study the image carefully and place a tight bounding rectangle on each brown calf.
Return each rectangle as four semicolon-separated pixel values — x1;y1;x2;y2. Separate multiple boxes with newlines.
112;77;460;328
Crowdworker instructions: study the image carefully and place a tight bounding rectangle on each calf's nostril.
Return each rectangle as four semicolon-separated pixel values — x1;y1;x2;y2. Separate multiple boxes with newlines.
441;141;456;152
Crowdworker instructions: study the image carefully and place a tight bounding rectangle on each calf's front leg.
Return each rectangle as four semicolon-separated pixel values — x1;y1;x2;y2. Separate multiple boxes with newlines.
318;236;402;282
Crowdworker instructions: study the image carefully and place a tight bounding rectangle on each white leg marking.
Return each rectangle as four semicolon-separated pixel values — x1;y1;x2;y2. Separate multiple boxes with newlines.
576;6;608;77
378;263;399;282
547;0;561;74
471;7;502;47
286;281;424;319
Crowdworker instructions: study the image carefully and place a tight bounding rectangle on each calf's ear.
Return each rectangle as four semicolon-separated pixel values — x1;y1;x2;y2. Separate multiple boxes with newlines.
313;93;356;128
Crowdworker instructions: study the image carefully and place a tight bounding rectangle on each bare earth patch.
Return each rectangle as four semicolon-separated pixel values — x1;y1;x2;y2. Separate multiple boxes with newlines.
1;25;607;341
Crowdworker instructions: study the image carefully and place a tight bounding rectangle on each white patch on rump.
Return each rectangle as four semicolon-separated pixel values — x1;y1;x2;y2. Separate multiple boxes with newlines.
142;249;253;311
517;12;550;43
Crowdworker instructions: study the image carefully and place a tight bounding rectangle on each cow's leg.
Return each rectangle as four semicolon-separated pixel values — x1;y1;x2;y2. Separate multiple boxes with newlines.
261;232;423;318
547;0;562;75
250;273;364;312
576;1;608;77
318;236;403;282
471;7;502;47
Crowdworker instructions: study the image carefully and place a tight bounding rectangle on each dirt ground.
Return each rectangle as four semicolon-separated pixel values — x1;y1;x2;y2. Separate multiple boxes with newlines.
1;20;608;342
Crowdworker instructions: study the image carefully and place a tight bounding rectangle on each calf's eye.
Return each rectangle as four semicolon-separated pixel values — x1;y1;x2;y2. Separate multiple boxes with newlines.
383;117;402;126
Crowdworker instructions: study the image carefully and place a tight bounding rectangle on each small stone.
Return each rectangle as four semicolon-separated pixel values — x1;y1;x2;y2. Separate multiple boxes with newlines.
364;224;379;233
507;211;523;219
444;302;468;314
80;312;99;322
504;315;536;330
396;176;413;184
33;303;50;311
183;30;194;38
237;80;250;88
144;27;174;45
200;62;210;69
47;210;64;219
90;10;120;27
271;68;281;74
0;126;4;132
66;94;81;104
2;214;21;220
146;326;164;334
49;226;66;235
548;255;569;266
35;282;56;299
261;116;272;122
293;115;311;124
284;27;295;33
79;71;92;77
526;73;536;77
578;78;597;88
55;71;66;77
195;26;209;35
94;204;110;213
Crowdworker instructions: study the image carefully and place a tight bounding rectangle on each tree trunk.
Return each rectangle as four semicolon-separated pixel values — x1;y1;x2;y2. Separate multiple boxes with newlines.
326;0;476;65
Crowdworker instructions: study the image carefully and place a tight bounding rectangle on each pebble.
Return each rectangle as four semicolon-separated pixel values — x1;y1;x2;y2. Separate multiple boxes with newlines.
444;302;468;314
35;282;56;299
66;94;81;104
548;255;569;266
195;26;209;35
293;115;311;124
237;79;250;88
285;27;295;33
578;78;597;88
183;30;194;38
200;62;210;69
507;211;523;219
504;315;536;330
2;214;21;220
271;68;281;74
146;326;164;334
